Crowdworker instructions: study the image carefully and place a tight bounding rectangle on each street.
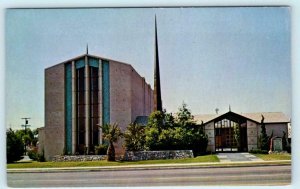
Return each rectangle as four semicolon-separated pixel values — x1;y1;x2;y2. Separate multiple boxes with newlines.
7;165;291;187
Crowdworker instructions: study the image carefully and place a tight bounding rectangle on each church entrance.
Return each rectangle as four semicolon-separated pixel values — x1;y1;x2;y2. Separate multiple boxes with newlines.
214;112;248;152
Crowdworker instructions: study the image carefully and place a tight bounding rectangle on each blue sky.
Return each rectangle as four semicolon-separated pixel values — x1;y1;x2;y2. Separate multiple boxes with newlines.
5;7;291;130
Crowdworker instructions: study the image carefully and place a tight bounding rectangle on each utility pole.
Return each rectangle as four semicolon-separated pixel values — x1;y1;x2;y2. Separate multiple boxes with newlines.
21;118;31;155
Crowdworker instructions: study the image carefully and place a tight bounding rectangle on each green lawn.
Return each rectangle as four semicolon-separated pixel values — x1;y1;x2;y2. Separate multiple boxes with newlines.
7;155;219;169
253;153;291;161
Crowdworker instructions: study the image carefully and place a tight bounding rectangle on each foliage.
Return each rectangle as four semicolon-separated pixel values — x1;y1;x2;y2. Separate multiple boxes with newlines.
7;129;25;163
28;148;45;162
176;102;195;128
95;144;108;155
260;115;269;151
233;123;241;150
282;131;287;151
124;123;145;151
28;149;38;160
100;123;123;161
145;103;208;155
249;149;268;154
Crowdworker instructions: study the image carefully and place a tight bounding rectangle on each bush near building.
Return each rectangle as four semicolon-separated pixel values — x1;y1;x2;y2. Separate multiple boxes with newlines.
6;129;25;163
124;103;208;155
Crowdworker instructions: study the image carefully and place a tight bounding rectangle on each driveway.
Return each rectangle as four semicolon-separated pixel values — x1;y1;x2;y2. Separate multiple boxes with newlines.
217;152;263;162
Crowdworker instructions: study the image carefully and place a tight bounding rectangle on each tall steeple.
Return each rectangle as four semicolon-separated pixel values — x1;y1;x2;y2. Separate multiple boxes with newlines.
86;43;89;54
153;15;162;112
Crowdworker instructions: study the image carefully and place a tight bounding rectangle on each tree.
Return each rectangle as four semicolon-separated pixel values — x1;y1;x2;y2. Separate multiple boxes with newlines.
176;102;195;128
176;103;208;154
260;115;269;151
7;129;24;163
100;123;123;161
144;103;208;155
282;131;287;151
145;111;177;150
15;128;37;147
124;123;145;151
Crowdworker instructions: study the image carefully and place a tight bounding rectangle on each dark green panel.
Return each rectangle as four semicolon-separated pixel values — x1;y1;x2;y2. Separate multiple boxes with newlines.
75;58;85;69
102;60;110;125
88;57;99;68
65;63;72;154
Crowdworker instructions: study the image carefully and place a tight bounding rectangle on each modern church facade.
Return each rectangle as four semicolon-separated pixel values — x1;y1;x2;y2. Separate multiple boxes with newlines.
39;53;153;160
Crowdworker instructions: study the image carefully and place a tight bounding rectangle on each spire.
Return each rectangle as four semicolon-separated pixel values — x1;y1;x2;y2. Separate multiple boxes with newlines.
86;43;89;54
153;15;162;112
229;105;231;112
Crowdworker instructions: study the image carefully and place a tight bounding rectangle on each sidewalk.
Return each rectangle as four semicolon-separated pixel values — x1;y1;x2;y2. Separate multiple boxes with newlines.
7;160;291;173
217;152;263;162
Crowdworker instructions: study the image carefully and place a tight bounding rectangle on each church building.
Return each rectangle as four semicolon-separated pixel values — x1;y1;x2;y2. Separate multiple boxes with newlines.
40;52;154;160
39;17;162;161
194;110;290;153
38;17;290;160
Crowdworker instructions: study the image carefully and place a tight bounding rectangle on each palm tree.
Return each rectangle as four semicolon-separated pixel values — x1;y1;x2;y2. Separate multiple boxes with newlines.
100;123;123;161
124;123;145;151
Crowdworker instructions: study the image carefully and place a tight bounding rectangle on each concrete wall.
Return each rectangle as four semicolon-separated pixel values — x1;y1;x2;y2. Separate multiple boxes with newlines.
130;68;153;120
109;61;133;155
44;63;66;160
265;123;288;137
109;61;153;155
204;122;215;152
37;127;45;154
109;61;132;132
247;120;258;151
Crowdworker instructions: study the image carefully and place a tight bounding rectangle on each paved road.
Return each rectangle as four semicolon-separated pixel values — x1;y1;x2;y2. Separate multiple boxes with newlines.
7;165;291;187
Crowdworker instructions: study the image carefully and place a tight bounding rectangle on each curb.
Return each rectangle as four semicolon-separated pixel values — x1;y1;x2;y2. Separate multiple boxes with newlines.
7;160;291;173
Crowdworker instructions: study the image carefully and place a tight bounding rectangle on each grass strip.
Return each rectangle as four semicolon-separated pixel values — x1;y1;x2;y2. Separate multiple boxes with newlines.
253;153;291;161
7;155;219;169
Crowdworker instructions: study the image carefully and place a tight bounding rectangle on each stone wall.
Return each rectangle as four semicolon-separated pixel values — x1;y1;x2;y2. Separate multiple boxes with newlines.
52;155;107;162
204;122;215;152
247;120;258;151
123;150;194;161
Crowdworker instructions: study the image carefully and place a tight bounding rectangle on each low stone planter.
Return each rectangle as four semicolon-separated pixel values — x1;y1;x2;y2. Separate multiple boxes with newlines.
52;155;107;162
123;150;194;161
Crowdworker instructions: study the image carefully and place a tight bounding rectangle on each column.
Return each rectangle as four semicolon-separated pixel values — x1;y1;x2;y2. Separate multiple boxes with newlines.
98;59;103;145
85;56;90;152
71;61;77;154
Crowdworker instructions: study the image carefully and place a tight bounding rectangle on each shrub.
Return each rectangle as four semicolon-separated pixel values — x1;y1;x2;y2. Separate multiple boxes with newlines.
28;149;38;160
95;144;108;155
249;149;268;154
28;148;45;162
145;103;208;154
38;150;46;162
7;129;24;163
124;123;145;151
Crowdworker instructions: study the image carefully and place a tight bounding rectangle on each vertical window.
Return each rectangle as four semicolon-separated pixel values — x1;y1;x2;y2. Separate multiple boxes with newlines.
90;67;99;146
76;67;85;148
65;63;72;154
